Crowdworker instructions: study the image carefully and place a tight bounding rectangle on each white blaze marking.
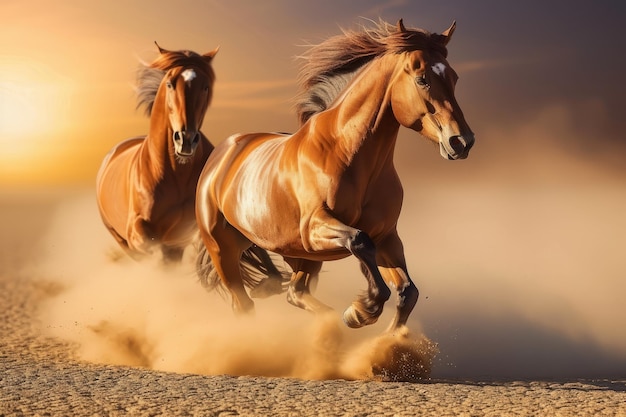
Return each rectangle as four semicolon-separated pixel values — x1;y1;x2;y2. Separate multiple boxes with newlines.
432;62;446;78
182;68;196;82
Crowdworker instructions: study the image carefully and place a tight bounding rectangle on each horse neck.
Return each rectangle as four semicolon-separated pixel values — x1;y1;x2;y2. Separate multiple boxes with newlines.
317;57;401;167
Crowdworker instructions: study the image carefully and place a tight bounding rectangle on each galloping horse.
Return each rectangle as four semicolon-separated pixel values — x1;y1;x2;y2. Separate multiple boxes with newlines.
196;20;474;330
96;44;218;263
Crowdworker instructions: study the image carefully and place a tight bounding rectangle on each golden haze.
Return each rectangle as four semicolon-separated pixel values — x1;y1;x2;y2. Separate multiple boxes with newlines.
1;1;625;379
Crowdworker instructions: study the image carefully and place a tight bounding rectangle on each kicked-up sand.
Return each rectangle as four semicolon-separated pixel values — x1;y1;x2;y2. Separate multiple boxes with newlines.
1;187;625;416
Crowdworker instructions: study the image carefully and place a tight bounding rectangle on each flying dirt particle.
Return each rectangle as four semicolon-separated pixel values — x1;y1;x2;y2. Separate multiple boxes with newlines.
342;326;438;382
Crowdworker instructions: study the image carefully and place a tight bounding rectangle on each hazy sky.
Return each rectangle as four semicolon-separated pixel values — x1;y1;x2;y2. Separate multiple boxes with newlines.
0;0;624;184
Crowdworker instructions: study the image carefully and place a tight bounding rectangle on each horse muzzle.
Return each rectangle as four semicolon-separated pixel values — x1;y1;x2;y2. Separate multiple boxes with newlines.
439;134;475;160
173;130;201;157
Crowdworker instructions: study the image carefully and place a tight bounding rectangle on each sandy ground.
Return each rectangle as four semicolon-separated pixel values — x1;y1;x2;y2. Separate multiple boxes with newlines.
1;189;625;416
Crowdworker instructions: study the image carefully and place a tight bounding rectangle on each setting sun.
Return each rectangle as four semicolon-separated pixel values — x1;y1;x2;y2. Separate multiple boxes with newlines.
0;57;78;183
0;79;55;151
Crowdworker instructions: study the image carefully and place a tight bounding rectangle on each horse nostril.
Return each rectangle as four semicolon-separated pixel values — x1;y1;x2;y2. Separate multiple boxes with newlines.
173;131;184;143
461;135;475;152
449;136;465;154
448;135;475;158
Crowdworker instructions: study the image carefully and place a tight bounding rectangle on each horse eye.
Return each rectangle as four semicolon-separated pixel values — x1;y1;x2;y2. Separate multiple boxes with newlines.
415;76;429;88
166;80;174;89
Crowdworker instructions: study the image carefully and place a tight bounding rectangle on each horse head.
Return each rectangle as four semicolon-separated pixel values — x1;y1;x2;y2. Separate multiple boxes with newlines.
389;20;474;160
154;42;219;159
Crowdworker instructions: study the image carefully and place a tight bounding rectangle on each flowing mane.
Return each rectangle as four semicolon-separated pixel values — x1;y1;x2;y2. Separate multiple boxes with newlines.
295;19;449;124
135;49;216;116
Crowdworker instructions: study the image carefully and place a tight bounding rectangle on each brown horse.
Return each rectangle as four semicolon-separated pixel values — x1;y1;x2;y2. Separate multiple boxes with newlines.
97;43;288;292
96;43;218;263
196;19;474;330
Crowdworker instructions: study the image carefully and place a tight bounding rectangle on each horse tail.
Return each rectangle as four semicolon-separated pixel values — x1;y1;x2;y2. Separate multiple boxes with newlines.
195;241;290;296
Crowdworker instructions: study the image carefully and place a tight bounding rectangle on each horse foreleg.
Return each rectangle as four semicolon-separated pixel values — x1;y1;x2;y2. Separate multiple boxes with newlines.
306;211;390;328
342;231;391;328
376;233;419;332
378;266;419;331
127;216;155;256
284;258;331;314
101;222;139;262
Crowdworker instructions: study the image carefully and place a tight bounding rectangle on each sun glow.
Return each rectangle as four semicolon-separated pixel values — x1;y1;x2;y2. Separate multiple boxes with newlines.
0;56;75;183
0;81;53;137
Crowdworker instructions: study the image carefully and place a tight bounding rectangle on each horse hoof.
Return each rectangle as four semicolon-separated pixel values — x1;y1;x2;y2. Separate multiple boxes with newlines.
342;306;363;328
342;305;378;328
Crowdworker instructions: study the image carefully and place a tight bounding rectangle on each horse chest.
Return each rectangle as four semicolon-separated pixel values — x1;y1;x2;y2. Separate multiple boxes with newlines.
330;167;401;221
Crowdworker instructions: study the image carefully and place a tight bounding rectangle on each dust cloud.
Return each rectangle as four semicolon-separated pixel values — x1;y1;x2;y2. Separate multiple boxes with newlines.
32;193;435;382
23;102;626;381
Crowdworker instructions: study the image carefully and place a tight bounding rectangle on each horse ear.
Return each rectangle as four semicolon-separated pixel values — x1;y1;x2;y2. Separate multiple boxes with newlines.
397;19;406;32
203;46;220;60
154;41;168;54
439;21;456;46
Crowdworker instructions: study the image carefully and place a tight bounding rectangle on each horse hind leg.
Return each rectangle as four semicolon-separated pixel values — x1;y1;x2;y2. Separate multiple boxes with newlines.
285;258;332;315
209;245;254;313
248;245;289;299
199;219;255;314
342;231;391;328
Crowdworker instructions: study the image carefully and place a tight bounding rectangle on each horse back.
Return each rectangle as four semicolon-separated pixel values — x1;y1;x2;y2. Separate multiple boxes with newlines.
202;132;288;193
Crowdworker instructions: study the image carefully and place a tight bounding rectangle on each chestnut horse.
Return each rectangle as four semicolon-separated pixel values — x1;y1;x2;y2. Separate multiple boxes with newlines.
196;20;475;330
96;44;289;291
96;44;218;263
